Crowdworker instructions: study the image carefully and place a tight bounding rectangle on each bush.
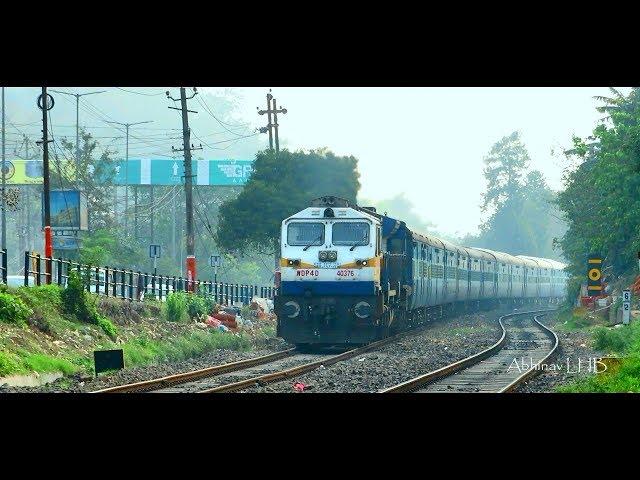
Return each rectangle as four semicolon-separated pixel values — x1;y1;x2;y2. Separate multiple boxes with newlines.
0;292;33;325
592;322;640;354
165;292;188;322
185;294;208;320
0;351;25;376
97;316;118;340
61;271;101;324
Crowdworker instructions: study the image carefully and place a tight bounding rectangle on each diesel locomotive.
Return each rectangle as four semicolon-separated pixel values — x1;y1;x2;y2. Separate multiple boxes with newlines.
274;196;568;349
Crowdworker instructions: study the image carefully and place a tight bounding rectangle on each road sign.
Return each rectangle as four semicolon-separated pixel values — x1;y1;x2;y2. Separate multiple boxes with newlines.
53;236;80;250
210;255;222;268
587;255;602;296
7;158;254;186
622;289;631;325
149;244;161;259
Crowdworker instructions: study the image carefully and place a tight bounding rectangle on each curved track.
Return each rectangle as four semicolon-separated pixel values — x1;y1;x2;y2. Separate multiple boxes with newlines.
380;310;558;393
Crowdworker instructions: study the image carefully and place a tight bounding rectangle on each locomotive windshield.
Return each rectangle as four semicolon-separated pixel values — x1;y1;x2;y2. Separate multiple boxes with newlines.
287;222;325;246
332;222;370;246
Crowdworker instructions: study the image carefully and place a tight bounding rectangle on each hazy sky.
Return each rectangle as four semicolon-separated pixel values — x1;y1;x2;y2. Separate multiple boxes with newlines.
224;87;627;237
4;86;626;238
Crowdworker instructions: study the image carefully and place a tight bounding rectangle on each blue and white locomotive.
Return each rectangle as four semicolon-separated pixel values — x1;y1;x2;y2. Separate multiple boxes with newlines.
274;196;568;349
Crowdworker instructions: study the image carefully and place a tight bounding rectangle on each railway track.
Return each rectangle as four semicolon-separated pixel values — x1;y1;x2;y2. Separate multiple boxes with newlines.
91;348;297;393
93;331;409;393
380;309;558;393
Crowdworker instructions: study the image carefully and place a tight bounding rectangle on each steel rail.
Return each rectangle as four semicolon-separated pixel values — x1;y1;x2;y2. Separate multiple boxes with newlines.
91;348;297;393
380;309;556;393
199;333;408;393
499;313;559;392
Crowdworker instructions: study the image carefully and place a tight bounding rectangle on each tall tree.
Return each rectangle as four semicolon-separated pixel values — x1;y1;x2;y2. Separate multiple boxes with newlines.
466;133;565;260
215;148;361;265
557;87;640;277
481;131;530;213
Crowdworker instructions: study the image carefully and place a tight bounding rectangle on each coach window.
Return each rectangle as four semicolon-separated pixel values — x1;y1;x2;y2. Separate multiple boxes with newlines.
287;222;324;246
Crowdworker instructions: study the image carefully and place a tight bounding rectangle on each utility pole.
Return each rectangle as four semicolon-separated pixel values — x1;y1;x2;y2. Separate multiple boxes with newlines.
258;89;287;153
49;89;106;170
106;119;153;233
167;87;202;290
36;88;54;283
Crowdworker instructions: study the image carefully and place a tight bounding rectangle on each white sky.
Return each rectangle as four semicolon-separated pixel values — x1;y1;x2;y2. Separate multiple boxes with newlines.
224;87;627;238
4;86;626;238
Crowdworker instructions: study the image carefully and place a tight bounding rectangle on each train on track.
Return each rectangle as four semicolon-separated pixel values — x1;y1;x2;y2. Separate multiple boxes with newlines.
274;196;568;349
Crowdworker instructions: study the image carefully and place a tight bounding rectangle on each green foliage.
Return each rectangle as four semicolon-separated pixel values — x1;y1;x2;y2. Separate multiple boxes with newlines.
21;354;76;376
592;321;640;354
61;271;102;326
0;292;33;325
0;351;25;377
557;87;640;278
185;294;208;320
97;317;118;340
0;350;77;377
165;292;188;322
216;148;361;257
122;329;251;367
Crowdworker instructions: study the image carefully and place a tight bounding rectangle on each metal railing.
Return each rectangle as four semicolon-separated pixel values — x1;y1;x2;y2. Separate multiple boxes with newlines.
0;249;7;285
23;251;277;305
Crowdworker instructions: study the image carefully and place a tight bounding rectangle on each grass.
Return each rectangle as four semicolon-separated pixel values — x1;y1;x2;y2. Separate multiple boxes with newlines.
554;306;602;331
559;316;640;392
0;350;77;377
121;329;252;368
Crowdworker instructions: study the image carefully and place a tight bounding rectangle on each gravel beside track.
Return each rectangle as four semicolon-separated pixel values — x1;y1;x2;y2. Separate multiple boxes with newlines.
240;309;506;393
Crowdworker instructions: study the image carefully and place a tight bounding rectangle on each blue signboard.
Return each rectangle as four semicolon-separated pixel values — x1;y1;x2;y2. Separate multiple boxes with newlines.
111;159;253;186
9;158;254;186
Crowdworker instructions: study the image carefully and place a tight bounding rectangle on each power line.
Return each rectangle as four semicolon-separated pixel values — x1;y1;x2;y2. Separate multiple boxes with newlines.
115;87;166;97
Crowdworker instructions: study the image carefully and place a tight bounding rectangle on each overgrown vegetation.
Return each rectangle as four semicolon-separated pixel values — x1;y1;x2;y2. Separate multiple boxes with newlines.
122;329;252;367
60;271;117;339
165;292;188;322
0;292;33;326
557;88;640;279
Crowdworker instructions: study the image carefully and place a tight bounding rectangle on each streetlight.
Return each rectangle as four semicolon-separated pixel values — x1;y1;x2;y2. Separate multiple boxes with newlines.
105;119;154;230
49;89;107;170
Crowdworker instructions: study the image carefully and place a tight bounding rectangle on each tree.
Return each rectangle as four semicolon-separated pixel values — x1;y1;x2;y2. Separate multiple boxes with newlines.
557;87;640;277
56;129;118;231
481;131;530;213
465;133;565;260
215;148;361;265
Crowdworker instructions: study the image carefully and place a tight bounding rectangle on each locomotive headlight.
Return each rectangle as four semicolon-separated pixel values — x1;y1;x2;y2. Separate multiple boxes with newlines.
284;301;300;318
319;251;328;261
328;251;337;262
287;259;301;266
354;301;372;319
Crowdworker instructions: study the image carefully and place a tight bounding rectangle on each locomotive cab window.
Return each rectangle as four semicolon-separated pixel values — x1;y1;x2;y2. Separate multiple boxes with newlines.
332;222;370;246
287;222;325;246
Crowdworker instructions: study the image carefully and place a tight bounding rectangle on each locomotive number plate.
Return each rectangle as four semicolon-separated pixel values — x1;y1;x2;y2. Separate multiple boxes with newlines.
295;269;320;278
336;269;358;279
